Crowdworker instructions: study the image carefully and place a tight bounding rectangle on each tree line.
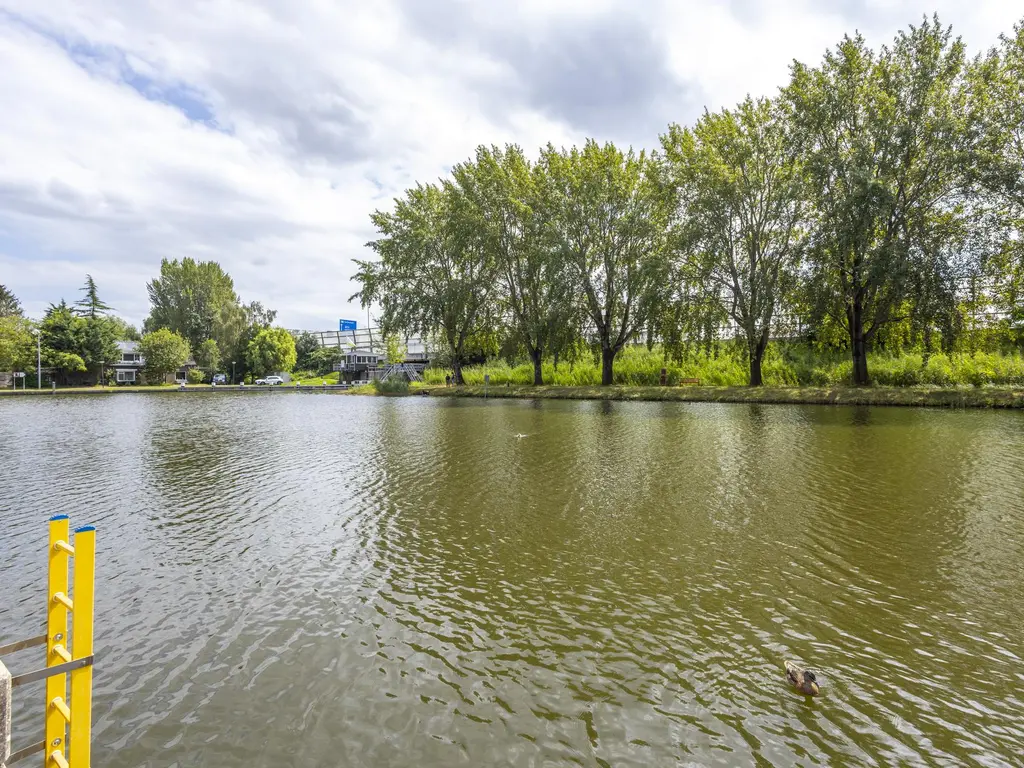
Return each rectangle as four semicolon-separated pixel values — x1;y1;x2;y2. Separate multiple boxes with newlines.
354;17;1024;386
1;260;312;385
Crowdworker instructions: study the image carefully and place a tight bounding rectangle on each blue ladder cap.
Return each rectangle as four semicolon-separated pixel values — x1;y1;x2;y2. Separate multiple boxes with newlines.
74;525;96;533
49;514;69;521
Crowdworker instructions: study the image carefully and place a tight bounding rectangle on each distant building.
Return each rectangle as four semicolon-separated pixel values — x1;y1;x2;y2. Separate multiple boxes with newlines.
111;340;197;384
112;341;144;384
336;348;381;384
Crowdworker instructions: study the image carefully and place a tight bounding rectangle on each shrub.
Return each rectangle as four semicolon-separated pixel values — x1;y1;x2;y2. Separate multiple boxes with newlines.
372;377;409;394
186;367;205;384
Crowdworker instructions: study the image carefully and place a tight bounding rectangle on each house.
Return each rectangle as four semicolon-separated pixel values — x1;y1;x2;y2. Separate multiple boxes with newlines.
112;341;197;384
112;341;144;384
335;348;381;384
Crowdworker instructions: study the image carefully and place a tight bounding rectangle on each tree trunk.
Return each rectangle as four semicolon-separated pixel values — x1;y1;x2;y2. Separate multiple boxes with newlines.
530;347;543;386
749;327;770;387
600;345;615;386
850;300;869;386
452;357;463;386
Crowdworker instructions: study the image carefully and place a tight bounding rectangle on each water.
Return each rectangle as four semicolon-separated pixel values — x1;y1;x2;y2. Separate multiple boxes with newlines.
2;393;1024;767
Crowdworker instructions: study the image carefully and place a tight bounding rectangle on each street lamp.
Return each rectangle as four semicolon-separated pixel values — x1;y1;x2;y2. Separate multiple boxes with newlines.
31;328;41;389
231;361;236;384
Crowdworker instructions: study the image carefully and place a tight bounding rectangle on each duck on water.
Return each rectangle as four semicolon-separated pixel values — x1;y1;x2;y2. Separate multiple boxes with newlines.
785;660;820;696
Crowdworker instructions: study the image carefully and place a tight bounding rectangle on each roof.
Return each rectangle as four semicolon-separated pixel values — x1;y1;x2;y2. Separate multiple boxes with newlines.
117;340;139;352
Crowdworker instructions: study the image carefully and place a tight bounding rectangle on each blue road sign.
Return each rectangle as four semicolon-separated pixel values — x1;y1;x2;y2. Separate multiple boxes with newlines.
339;319;357;331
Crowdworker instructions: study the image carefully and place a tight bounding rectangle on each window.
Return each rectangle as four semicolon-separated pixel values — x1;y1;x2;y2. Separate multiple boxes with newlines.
117;370;136;383
121;353;139;363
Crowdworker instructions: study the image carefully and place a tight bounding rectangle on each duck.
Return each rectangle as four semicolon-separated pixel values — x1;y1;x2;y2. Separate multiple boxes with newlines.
784;660;820;696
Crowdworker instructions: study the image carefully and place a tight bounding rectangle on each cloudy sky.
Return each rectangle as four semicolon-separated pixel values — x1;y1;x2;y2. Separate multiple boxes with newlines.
1;1;1020;330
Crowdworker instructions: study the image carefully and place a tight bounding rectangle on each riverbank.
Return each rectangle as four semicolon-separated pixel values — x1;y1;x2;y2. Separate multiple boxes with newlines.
0;383;353;396
425;384;1024;409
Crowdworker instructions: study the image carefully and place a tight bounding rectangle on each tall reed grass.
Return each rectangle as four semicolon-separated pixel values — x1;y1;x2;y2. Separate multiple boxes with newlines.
423;346;1024;388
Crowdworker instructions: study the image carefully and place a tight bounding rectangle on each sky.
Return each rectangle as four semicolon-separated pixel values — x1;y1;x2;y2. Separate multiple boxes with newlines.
0;1;1020;331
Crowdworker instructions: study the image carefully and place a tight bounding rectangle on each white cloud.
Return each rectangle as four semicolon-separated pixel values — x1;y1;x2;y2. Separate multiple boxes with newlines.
0;0;1020;328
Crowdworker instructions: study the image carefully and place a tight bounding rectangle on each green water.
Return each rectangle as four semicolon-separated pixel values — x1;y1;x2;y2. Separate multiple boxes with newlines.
1;394;1023;766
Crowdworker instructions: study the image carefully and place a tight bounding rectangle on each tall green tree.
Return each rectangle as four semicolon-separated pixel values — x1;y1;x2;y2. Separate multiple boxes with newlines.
969;21;1024;348
292;331;321;370
453;145;580;385
661;97;806;385
353;182;499;385
194;339;221;371
0;315;34;373
145;258;246;355
245;327;297;377
0;284;23;317
39;302;88;384
232;301;278;380
74;275;113;318
785;18;970;384
541;140;672;385
139;329;190;383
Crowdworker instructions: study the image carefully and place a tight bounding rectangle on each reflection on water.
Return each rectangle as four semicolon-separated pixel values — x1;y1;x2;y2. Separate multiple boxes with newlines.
2;393;1024;766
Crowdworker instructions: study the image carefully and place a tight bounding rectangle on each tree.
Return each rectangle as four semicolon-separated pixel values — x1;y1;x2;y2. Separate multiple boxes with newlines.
0;284;23;317
232;302;278;380
74;275;113;318
0;315;34;373
452;145;580;385
108;316;141;341
540;140;672;385
353;182;499;385
139;328;190;383
306;345;341;374
968;21;1024;348
784;19;970;384
293;331;320;370
245;327;297;377
38;301;88;384
383;332;408;365
661;97;806;385
195;339;220;371
145;258;246;354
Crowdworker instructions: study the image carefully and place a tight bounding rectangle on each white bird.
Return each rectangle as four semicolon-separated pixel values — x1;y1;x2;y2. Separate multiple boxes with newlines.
515;433;529;439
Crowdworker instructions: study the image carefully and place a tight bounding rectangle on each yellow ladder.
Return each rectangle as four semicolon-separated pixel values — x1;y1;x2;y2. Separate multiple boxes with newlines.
0;516;96;768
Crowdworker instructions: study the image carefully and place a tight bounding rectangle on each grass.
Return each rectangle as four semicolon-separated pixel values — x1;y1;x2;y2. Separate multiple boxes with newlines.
291;371;340;386
423;346;1024;389
427;384;1024;409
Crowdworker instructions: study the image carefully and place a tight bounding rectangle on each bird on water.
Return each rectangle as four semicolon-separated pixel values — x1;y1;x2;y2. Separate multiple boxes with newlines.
784;660;820;696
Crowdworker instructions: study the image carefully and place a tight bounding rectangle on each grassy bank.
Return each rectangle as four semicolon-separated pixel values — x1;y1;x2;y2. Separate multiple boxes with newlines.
424;347;1024;388
426;384;1024;409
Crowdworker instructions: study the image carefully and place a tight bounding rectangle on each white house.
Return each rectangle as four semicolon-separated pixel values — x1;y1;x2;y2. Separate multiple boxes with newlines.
112;341;144;384
111;340;197;384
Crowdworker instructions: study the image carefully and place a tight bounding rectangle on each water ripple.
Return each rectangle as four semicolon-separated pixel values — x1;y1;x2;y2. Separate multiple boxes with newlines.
2;395;1024;766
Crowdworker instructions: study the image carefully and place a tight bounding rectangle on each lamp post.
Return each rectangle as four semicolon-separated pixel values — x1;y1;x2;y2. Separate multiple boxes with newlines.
32;328;41;389
231;361;236;385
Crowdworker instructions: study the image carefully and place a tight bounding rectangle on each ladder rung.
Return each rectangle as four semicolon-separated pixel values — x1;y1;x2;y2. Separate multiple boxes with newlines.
52;644;72;663
50;749;70;768
53;540;75;556
53;592;74;611
50;696;71;723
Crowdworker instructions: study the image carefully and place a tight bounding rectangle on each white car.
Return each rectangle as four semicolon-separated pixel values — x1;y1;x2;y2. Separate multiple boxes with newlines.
257;376;285;386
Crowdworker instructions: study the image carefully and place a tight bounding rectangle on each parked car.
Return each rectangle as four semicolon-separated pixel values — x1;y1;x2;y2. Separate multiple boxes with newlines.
255;376;285;386
212;373;227;385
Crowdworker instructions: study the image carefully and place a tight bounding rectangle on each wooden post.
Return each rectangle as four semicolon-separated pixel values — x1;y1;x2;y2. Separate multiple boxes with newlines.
1;660;11;768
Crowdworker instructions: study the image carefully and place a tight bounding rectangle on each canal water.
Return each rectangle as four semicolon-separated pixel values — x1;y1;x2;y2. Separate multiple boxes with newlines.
1;394;1023;766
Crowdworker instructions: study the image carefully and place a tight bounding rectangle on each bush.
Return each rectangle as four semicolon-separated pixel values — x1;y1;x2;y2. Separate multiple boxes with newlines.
186;367;205;384
372;377;409;394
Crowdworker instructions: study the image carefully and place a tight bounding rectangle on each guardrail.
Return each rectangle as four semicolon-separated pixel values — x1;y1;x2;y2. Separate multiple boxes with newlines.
0;516;96;768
